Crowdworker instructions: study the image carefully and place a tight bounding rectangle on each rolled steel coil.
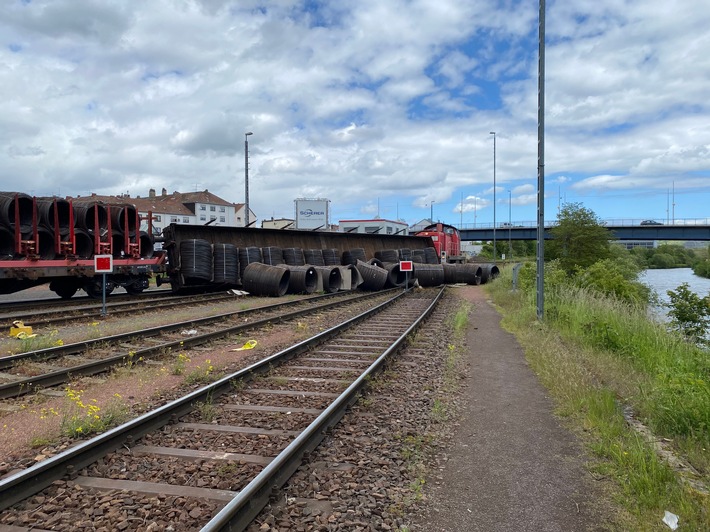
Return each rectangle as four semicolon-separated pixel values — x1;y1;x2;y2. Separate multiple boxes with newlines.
382;262;408;288
213;243;239;285
424;247;439;264
413;263;445;287
111;231;125;257
322;248;341;266
368;257;384;269
374;249;399;263
74;201;109;233
458;264;482;285
139;231;155;259
180;239;213;283
411;249;426;263
355;259;387;291
304;248;325;266
242;262;290;297
399;248;412;261
37;197;74;232
442;263;458;284
475;263;500;284
313;265;342;293
0;192;34;233
0;226;14;257
277;264;317;294
282;247;305;266
35;227;56;260
109;203;138;235
72;229;94;259
239;246;263;280
261;246;284;266
342;248;366;265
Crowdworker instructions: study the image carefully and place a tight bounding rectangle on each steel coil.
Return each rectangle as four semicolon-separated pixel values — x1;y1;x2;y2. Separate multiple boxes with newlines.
109;203;138;235
139;231;155;258
313;265;342;293
72;229;94;259
304;249;325;266
282;247;305;266
474;263;500;284
37;197;74;232
261;246;284;266
0;192;34;233
374;249;399;263
277;264;317;294
74;201;109;233
413;263;445;287
35;227;56;260
424;247;439;264
242;262;290;297
411;249;426;263
399;248;412;261
321;248;340;266
180;239;213;283
458;264;482;285
239;246;263;280
213;243;239;285
355;259;387;291
382;262;408;288
342;248;366;265
442;263;458;284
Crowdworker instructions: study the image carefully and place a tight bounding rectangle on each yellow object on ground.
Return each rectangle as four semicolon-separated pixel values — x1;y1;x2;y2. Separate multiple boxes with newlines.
10;320;34;338
231;339;257;351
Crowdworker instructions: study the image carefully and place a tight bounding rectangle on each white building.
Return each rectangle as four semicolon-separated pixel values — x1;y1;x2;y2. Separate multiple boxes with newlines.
338;218;409;235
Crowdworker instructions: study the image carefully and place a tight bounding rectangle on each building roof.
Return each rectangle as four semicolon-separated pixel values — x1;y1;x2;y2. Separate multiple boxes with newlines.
68;189;235;216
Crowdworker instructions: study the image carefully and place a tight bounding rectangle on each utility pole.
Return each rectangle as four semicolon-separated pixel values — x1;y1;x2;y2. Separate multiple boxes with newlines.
244;132;253;227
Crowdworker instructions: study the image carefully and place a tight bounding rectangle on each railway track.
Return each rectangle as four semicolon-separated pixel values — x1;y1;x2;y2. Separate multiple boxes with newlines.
0;290;236;329
0;290;397;399
0;286;444;530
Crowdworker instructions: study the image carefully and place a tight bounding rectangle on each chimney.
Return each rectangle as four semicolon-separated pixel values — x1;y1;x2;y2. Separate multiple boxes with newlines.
162;188;167;196
149;188;156;198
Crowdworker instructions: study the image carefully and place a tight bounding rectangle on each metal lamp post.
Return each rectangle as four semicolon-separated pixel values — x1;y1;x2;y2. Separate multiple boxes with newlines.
430;201;435;223
244;132;253;227
508;189;512;259
490;131;497;261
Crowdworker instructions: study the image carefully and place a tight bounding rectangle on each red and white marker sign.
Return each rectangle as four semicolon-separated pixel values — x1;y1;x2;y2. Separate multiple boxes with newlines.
94;254;114;273
399;260;413;272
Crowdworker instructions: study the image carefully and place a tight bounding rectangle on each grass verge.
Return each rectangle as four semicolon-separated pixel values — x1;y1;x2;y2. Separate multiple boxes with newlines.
488;265;709;530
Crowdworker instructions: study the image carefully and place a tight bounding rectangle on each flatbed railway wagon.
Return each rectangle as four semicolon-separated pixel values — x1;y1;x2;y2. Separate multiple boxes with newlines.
0;192;164;298
159;223;435;292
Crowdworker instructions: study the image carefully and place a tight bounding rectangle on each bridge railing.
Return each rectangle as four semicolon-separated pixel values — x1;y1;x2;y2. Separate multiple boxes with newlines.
455;218;710;230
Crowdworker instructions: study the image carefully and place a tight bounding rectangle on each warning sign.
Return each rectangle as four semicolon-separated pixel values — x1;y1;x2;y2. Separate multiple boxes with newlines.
94;254;113;273
399;260;413;272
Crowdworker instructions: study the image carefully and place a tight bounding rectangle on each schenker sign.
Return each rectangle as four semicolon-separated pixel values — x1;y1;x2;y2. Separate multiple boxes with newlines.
294;198;329;230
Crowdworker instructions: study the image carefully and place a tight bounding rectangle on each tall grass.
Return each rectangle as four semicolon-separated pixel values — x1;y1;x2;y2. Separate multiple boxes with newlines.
488;263;710;529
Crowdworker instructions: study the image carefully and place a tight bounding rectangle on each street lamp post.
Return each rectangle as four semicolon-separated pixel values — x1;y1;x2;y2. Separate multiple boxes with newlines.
244;132;253;227
490;131;497;261
508;189;512;259
430;201;435;223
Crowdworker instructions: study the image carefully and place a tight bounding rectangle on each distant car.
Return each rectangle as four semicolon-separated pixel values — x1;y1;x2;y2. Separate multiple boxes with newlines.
640;220;663;225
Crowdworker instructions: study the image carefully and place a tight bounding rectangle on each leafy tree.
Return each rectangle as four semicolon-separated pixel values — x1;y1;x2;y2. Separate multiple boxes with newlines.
575;258;650;305
666;283;710;346
546;203;614;274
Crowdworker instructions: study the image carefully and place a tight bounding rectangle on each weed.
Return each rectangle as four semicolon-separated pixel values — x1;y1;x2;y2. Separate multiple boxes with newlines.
60;388;129;438
172;353;190;375
431;399;447;422
194;394;217;422
185;359;218;385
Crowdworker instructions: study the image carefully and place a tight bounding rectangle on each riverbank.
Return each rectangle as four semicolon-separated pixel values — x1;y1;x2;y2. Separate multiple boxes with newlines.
487;266;710;530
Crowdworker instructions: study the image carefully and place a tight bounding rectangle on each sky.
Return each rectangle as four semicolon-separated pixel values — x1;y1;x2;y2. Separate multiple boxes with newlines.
1;0;709;229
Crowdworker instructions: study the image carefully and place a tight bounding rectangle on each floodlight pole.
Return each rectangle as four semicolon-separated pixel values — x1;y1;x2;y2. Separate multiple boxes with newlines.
536;0;546;320
490;131;497;261
244;132;253;227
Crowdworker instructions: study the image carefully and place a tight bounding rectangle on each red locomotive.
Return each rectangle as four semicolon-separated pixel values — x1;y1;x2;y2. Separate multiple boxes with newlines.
415;223;464;263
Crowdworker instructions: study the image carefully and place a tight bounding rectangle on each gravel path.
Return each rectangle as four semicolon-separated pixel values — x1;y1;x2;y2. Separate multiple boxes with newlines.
412;286;615;531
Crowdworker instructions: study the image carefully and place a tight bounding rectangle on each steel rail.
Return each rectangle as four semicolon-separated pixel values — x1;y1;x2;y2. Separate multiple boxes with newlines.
0;289;396;398
0;287;421;511
202;287;445;531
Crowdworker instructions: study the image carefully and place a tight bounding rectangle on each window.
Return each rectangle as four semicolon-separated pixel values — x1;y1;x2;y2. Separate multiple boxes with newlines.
183;217;189;223
210;206;216;212
210;215;216;221
386;226;393;234
219;206;225;212
154;215;162;222
171;216;178;223
220;216;225;222
200;205;206;210
200;215;206;221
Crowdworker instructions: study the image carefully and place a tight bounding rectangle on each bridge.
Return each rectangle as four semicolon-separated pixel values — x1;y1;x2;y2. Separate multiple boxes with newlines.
457;219;710;242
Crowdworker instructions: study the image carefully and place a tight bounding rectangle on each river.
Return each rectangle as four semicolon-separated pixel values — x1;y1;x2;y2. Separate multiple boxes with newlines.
639;268;710;322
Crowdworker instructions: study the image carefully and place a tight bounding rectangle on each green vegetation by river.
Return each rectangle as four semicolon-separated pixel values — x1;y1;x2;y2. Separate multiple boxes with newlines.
484;203;709;530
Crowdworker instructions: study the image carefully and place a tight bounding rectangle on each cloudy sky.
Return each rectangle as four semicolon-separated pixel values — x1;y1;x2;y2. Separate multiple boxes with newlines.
1;0;708;228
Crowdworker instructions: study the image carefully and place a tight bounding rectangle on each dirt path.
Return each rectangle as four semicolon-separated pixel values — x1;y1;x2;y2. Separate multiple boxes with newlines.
411;286;615;531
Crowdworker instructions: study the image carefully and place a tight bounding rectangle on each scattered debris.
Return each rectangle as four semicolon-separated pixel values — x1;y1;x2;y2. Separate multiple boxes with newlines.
231;339;257;351
662;510;679;530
